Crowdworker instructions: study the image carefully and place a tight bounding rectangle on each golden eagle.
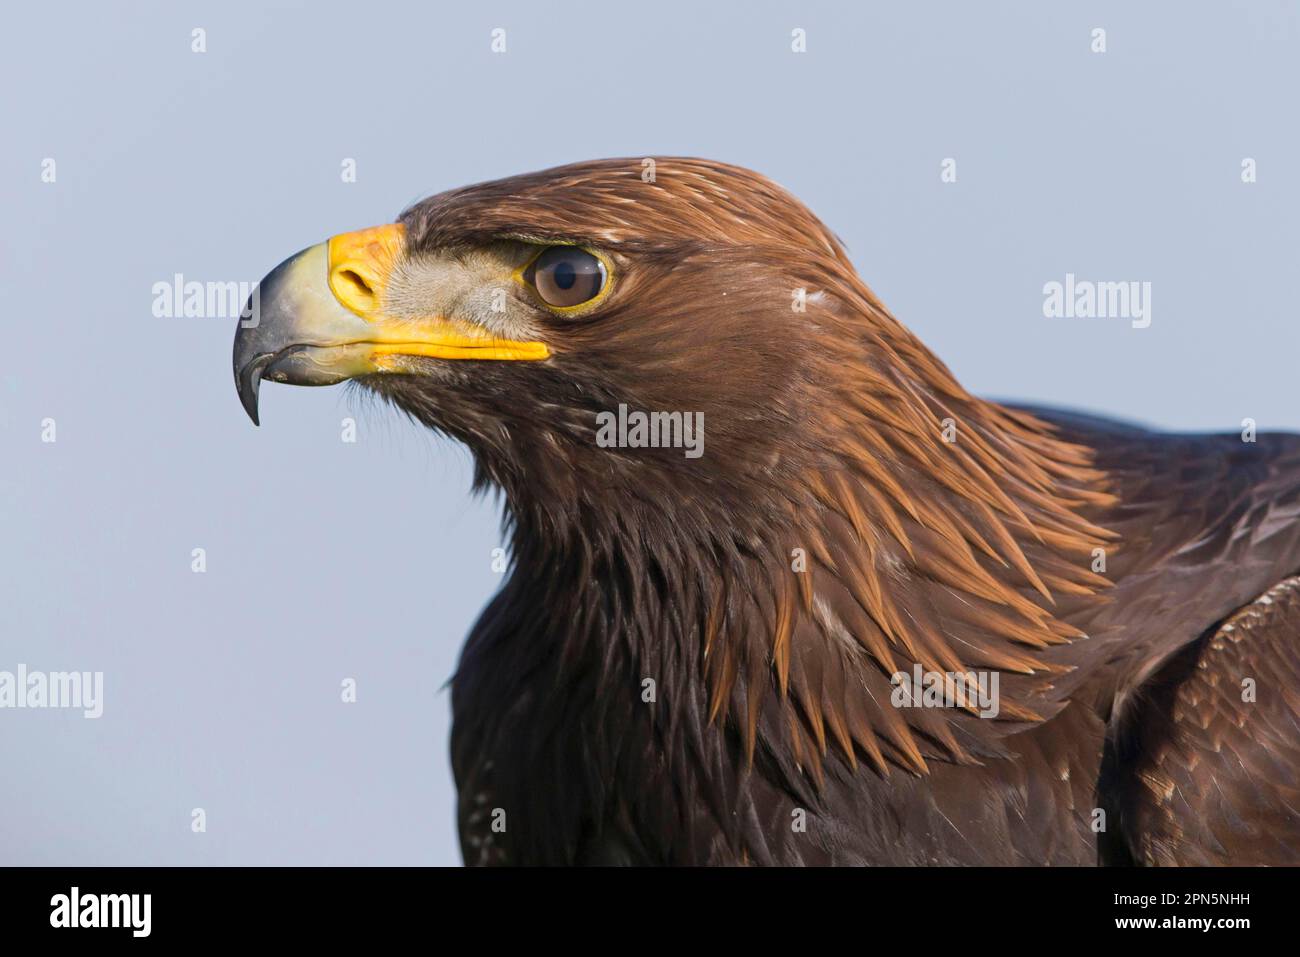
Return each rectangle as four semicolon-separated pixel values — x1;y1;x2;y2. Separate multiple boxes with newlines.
233;158;1300;865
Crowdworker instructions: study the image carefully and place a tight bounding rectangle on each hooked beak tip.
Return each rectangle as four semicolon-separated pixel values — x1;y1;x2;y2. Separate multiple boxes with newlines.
236;354;270;426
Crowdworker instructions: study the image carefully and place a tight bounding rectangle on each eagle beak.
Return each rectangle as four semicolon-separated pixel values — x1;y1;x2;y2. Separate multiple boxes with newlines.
233;223;550;425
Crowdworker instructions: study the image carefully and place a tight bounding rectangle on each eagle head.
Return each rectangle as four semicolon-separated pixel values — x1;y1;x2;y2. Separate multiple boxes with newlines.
233;158;882;527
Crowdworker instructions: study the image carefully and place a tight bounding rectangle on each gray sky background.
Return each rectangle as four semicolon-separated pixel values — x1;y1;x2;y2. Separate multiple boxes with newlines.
2;1;1297;865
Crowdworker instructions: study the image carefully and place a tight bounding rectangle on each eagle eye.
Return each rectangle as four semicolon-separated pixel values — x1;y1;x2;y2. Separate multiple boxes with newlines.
524;247;607;309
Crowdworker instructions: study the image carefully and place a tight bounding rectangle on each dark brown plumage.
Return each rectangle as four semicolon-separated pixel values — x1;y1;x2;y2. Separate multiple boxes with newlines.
236;158;1300;865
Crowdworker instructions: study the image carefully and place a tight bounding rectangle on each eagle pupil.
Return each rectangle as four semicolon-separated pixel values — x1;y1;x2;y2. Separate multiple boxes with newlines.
553;260;577;290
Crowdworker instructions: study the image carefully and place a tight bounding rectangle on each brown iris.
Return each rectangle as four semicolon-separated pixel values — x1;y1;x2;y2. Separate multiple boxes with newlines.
524;247;607;309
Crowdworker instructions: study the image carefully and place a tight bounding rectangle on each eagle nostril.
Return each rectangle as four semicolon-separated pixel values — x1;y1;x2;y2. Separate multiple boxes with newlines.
330;265;379;317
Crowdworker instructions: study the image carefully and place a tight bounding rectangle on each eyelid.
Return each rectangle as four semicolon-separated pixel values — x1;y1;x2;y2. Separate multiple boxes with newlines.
514;245;547;286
